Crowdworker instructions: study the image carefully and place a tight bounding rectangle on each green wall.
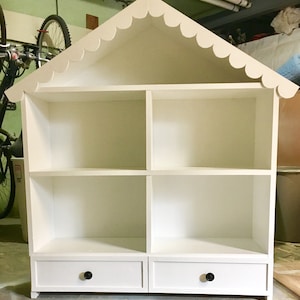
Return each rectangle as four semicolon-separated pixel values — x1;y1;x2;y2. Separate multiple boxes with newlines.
1;0;123;28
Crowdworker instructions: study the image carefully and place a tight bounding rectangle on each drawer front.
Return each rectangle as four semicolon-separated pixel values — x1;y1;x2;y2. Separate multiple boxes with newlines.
33;258;147;292
150;260;267;295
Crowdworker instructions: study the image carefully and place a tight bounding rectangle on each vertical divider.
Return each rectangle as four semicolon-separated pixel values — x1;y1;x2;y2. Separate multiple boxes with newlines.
146;90;153;254
146;90;153;171
146;175;152;254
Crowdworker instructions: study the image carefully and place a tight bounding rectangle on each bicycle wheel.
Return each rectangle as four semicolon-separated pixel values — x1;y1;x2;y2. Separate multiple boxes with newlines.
0;5;7;72
36;14;71;68
0;5;6;46
0;142;15;219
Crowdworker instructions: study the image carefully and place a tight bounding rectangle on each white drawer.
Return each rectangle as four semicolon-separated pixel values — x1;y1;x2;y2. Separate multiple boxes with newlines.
150;259;267;295
33;258;147;292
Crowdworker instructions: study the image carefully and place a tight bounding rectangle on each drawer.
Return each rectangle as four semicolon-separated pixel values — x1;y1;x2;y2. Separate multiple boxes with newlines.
33;258;147;292
150;259;267;295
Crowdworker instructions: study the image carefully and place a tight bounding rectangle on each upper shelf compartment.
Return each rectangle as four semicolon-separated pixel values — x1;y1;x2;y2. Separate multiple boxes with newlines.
150;85;276;170
24;90;146;172
6;0;298;103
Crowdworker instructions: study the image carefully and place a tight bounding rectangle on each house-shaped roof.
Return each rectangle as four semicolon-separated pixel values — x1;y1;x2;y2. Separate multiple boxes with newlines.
6;0;299;101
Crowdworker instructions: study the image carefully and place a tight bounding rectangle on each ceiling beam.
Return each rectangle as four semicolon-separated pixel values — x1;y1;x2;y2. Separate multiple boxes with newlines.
198;0;300;29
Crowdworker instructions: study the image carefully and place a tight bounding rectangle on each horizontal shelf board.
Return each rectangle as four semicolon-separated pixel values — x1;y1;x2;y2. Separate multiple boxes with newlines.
151;238;268;260
150;168;272;176
37;82;264;92
33;237;268;262
29;167;272;177
30;168;148;177
34;82;266;102
35;237;146;255
31;89;146;102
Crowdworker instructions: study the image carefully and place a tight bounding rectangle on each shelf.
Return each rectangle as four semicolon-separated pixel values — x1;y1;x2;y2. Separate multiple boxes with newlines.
151;237;268;260
150;168;272;176
29;167;272;177
35;82;265;94
29;176;147;253
35;237;146;255
32;87;146;102
30;168;148;177
31;83;271;105
25;96;146;170
34;237;267;261
25;83;274;171
150;175;271;254
151;89;274;170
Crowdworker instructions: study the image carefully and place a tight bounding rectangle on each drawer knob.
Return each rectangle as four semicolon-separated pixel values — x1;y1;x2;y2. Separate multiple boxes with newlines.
83;271;93;280
206;272;215;282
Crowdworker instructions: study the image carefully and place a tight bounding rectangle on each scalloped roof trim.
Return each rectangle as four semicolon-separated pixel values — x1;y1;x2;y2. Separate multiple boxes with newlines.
6;0;298;101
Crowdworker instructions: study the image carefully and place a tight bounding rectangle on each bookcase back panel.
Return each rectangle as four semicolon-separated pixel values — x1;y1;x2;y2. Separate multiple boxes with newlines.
50;101;146;169
65;20;249;87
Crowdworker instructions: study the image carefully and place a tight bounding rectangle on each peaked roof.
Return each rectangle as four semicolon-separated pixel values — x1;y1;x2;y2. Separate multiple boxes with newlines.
6;0;299;101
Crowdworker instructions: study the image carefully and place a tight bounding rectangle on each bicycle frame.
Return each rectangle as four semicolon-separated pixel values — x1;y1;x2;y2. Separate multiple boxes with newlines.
0;58;18;127
0;132;12;177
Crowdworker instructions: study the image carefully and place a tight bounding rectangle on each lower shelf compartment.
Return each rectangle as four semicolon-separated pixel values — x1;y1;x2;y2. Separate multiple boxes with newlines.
151;237;268;258
34;237;268;258
35;237;146;254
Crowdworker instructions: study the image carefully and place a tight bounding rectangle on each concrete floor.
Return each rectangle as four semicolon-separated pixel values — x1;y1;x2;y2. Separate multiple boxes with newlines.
0;218;299;300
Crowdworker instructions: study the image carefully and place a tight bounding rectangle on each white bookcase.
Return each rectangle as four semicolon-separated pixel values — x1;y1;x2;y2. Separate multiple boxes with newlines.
6;0;298;299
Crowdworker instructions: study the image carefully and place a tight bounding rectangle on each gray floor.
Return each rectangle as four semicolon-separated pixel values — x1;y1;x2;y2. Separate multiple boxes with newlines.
2;282;299;300
0;218;299;300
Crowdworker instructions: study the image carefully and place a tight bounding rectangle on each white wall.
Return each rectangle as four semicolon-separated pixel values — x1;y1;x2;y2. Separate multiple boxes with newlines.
4;9;90;44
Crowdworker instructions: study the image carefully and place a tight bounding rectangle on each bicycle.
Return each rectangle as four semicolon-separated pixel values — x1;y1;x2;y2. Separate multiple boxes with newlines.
0;4;71;218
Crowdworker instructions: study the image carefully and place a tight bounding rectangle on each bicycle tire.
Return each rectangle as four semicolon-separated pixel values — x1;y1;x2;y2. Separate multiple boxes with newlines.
0;5;6;46
0;5;7;72
0;147;15;219
36;14;71;68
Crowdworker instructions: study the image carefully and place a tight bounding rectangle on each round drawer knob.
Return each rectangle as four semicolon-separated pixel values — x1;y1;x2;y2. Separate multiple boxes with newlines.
84;271;93;280
206;272;215;282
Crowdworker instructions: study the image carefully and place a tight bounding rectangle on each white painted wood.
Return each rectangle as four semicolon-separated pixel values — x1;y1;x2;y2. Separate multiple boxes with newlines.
35;238;146;254
30;292;40;299
5;2;299;101
24;97;146;171
150;175;271;241
151;87;274;170
32;258;147;292
149;259;267;295
29;176;146;244
150;237;268;258
8;0;289;298
21;82;278;298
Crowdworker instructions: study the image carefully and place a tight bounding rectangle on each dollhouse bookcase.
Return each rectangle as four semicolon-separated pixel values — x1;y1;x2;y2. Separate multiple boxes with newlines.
6;0;298;299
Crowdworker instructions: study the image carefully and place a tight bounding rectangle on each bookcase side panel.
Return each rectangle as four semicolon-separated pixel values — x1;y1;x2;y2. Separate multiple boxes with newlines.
23;95;52;171
29;177;55;252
